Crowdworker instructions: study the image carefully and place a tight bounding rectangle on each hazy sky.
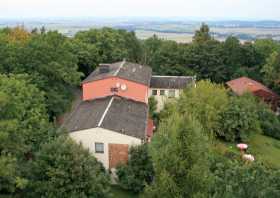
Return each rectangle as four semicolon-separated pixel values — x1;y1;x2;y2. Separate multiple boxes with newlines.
0;0;279;20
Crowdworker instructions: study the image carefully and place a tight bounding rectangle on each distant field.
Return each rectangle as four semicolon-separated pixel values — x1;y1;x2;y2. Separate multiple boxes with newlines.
2;18;280;42
136;30;193;43
136;27;280;43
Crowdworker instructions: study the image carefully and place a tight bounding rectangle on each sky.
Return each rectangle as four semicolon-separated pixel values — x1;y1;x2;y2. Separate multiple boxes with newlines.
0;0;279;20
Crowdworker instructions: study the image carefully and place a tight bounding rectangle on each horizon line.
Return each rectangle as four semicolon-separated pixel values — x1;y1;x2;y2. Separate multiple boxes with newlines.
0;16;280;22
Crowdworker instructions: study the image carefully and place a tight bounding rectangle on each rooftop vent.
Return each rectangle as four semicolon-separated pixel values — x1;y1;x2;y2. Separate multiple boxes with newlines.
99;64;110;74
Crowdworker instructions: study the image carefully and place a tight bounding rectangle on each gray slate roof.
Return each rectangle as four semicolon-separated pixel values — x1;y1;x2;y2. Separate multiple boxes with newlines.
62;96;148;139
150;76;195;89
82;61;152;86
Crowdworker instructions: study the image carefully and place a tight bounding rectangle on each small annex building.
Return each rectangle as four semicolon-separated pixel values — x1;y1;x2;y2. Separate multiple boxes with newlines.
62;60;195;170
227;77;279;112
149;75;195;111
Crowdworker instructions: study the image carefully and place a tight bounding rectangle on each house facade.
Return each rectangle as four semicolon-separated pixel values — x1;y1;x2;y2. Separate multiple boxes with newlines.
149;75;195;111
62;60;195;170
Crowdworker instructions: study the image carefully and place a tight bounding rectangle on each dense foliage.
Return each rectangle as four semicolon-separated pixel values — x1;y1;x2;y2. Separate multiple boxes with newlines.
143;113;211;197
75;28;142;72
210;156;280;197
142;25;280;97
29;136;110;198
258;105;280;140
145;81;280;197
179;80;229;137
0;74;52;196
116;144;154;193
177;80;279;142
219;94;261;142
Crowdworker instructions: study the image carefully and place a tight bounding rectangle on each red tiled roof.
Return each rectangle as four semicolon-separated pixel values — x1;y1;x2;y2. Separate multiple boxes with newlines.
226;77;279;99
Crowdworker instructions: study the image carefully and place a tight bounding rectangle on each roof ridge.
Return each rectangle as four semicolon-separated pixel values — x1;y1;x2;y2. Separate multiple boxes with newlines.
152;75;194;78
113;59;126;76
97;97;114;127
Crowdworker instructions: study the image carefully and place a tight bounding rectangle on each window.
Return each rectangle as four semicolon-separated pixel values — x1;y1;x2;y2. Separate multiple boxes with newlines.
152;89;158;96
160;90;165;96
95;143;104;153
111;87;118;93
168;90;176;98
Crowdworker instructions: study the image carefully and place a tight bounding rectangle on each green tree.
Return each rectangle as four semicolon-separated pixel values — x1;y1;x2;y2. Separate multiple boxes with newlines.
142;36;189;75
68;39;100;77
179;80;229;137
254;39;280;63
0;74;52;196
218;94;261;142
143;113;211;198
193;23;212;44
258;102;280;140
148;96;158;117
262;51;280;93
0;29;82;118
0;154;28;196
75;28;142;63
211;159;280;198
0;74;51;156
185;39;227;82
116;144;154;193
28;136;110;198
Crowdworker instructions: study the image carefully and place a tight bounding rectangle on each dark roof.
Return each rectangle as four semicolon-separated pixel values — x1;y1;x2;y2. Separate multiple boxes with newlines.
82;61;152;86
61;96;148;139
150;76;195;89
61;97;111;132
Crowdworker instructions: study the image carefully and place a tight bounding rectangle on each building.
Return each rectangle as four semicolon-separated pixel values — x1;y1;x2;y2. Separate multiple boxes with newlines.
62;60;195;170
149;75;195;111
226;77;279;112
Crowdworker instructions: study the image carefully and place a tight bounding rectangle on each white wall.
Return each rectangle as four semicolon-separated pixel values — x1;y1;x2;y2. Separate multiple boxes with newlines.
149;88;181;111
69;127;142;169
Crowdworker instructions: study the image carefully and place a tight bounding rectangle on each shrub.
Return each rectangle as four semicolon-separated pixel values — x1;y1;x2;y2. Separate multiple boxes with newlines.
218;94;261;142
116;144;154;193
143;113;211;197
28;136;110;198
211;158;280;198
258;107;280;140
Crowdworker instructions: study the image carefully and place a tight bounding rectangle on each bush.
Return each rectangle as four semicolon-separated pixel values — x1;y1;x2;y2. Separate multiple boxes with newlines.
143;113;211;197
210;157;280;198
218;94;261;142
116;144;154;193
258;107;280;140
28;136;110;198
179;80;229;137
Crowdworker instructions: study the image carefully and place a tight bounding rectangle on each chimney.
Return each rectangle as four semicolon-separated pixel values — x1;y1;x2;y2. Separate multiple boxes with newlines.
99;64;110;74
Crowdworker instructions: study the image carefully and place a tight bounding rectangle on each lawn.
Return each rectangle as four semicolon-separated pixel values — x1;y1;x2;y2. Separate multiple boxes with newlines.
216;134;280;168
249;134;280;168
110;185;139;198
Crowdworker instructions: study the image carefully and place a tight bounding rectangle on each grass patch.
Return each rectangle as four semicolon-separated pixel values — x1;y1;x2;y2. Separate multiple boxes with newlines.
216;134;280;168
249;134;280;168
110;185;139;198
